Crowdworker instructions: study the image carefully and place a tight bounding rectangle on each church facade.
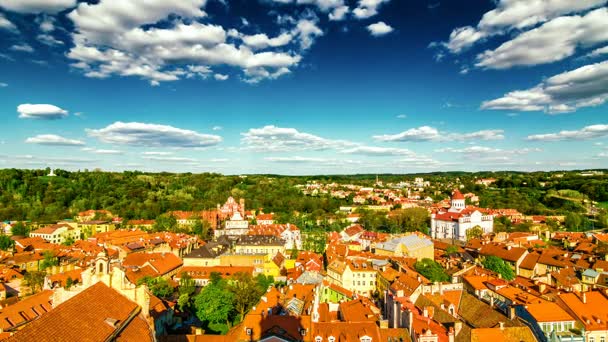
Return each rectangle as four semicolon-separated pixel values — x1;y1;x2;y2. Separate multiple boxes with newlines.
430;190;493;241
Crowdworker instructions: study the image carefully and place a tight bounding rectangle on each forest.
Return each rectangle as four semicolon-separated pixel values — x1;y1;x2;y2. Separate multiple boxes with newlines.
0;168;606;230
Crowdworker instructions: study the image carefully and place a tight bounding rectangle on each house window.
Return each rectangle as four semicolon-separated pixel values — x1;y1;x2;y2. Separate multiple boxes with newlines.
315;337;322;342
589;337;594;342
600;337;605;342
360;337;372;342
328;337;335;342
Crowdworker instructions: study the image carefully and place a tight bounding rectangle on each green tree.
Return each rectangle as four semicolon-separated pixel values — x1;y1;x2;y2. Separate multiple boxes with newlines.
65;276;74;289
445;245;459;255
466;225;484;241
11;222;29;236
137;276;174;298
414;258;449;282
23;271;46;294
40;251;58;270
0;235;14;251
388;207;430;233
62;236;75;246
565;212;582;231
192;219;212;240
482;255;515;281
194;283;235;325
177;272;196;311
153;214;178;232
229;272;263;322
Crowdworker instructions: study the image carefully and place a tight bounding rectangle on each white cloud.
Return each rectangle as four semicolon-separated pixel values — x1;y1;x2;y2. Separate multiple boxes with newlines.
0;0;77;13
0;13;16;31
437;145;541;155
68;0;314;85
142;151;173;156
481;60;608;113
353;0;390;19
0;82;7;87
396;114;407;119
586;45;608;58
264;156;327;163
441;0;606;53
237;31;293;50
82;148;124;154
476;8;608;69
373;126;504;142
241;125;356;152
142;156;197;162
37;33;64;46
25;134;84;146
65;0;318;84
87;122;222;148
367;21;393;37
38;16;55;32
17;103;68;119
270;0;348;20
340;146;415;156
527;124;608;141
10;44;33;53
212;126;223;131
214;73;229;81
329;5;349;20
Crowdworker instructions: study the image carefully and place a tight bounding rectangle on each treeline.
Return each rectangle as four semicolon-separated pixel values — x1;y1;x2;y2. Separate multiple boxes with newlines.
1;168;606;223
0;169;345;222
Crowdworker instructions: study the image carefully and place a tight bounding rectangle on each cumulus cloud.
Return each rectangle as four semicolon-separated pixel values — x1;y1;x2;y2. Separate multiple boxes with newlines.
476;8;608;69
367;21;393;37
527;124;608;141
329;5;349;20
440;0;605;53
340;146;414;156
0;0;77;13
481;60;608;113
269;0;348;20
241;125;356;152
353;0;390;19
25;134;84;146
17;104;68;119
65;0;320;84
373;126;504;142
86;121;222;147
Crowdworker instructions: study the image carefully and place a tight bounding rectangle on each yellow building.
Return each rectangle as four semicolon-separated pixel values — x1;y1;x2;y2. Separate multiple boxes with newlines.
327;258;377;297
220;254;266;274
373;234;434;261
78;221;116;239
234;235;286;258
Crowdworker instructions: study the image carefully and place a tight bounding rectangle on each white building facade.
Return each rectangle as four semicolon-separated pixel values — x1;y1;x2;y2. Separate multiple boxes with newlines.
430;190;493;241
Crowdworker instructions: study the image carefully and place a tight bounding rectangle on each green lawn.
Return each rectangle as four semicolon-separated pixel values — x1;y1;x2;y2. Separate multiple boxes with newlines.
598;202;608;209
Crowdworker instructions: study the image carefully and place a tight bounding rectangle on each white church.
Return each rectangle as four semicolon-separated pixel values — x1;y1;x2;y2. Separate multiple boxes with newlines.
430;190;493;241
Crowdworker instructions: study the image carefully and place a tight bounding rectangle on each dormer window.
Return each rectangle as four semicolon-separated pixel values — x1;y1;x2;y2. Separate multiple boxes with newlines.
360;337;372;342
315;336;322;342
328;337;336;342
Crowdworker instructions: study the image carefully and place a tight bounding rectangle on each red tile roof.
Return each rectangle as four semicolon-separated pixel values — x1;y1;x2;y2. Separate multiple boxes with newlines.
8;282;152;342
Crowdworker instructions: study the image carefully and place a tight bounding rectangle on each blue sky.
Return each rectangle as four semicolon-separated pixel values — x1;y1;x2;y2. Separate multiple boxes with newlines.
0;0;607;175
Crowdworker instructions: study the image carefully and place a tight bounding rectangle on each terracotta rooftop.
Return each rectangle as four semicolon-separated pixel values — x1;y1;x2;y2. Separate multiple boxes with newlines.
0;290;53;331
7;282;153;342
